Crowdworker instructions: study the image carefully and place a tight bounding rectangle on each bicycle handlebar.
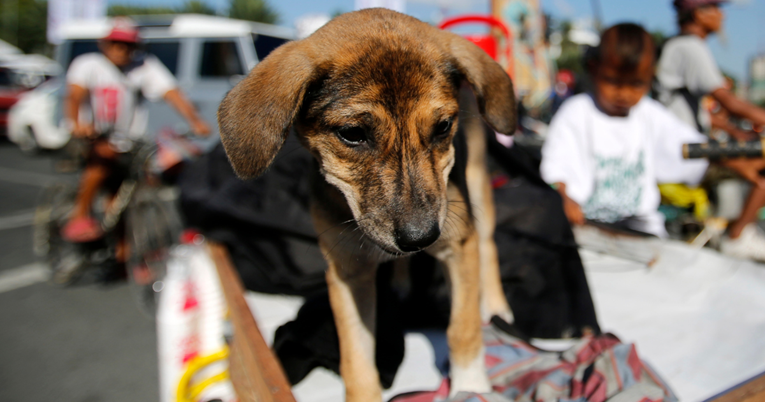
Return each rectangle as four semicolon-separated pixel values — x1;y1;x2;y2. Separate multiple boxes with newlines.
682;139;765;160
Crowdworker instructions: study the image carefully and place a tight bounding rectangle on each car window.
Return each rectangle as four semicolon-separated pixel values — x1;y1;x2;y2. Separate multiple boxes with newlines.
145;41;180;76
252;34;288;61
67;40;99;68
199;40;243;77
0;68;13;87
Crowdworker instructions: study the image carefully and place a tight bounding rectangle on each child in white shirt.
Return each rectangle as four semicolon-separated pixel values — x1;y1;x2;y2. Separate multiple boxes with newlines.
540;23;708;238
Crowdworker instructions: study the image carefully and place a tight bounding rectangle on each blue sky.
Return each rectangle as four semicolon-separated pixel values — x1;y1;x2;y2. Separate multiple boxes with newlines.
111;0;765;82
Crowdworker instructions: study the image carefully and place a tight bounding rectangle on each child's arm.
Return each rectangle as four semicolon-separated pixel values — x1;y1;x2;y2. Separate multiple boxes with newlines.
65;83;96;138
712;88;765;127
719;159;765;190
555;182;585;226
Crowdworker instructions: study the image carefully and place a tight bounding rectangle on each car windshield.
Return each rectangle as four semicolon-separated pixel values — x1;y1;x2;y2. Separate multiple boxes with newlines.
145;41;180;75
200;40;243;77
252;34;288;61
0;68;13;88
66;40;99;68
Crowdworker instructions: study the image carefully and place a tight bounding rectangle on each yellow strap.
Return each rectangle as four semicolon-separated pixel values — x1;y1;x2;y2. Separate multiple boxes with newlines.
176;346;230;402
190;371;230;400
658;183;710;220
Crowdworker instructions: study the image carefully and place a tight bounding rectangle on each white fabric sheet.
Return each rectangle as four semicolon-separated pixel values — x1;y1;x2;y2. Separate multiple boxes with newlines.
244;240;765;402
581;242;765;401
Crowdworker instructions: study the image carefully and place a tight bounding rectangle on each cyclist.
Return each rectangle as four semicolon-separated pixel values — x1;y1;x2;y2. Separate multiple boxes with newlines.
62;18;210;253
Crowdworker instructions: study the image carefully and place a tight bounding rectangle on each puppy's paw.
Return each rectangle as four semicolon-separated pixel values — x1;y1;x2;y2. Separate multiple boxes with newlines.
481;306;514;325
493;309;514;325
449;351;492;397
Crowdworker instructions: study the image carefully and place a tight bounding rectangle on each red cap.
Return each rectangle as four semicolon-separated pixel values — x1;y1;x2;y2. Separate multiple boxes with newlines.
103;18;140;43
673;0;729;12
556;69;576;87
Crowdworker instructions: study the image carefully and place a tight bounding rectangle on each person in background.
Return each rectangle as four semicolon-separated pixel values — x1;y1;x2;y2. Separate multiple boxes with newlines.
62;18;210;249
540;23;709;239
657;0;765;259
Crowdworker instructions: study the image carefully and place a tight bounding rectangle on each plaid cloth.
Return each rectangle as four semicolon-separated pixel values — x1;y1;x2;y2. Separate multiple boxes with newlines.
390;325;677;402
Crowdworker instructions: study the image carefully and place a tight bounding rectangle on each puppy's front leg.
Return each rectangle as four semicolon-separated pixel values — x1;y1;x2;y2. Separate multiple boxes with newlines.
435;231;492;396
460;85;513;324
326;260;382;401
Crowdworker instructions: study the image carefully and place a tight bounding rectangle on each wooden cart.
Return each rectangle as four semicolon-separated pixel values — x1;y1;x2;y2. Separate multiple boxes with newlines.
208;240;765;402
208;242;297;402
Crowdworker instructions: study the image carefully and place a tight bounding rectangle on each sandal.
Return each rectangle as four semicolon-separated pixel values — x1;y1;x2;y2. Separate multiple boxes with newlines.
61;216;104;243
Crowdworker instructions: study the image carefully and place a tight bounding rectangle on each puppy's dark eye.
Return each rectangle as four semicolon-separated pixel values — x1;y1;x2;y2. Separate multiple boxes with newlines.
433;120;452;138
336;126;368;146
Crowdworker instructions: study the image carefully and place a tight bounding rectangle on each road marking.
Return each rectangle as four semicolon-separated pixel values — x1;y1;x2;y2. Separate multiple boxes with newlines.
0;166;72;187
0;263;49;294
0;210;36;231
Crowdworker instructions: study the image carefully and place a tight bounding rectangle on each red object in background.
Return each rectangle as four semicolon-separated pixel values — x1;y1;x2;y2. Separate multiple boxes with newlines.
0;87;26;136
180;229;205;245
438;15;514;80
556;69;576;88
0;67;29;136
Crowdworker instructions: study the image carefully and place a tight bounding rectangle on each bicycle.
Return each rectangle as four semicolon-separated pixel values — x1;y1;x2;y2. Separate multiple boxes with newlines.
33;128;200;316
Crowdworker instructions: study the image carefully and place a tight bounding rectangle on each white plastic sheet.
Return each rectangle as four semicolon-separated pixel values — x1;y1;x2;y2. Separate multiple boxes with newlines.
582;241;765;401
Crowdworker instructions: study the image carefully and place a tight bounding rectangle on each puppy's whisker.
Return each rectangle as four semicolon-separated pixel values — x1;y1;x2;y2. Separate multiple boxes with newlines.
325;224;360;260
315;219;358;243
446;208;470;228
447;203;470;215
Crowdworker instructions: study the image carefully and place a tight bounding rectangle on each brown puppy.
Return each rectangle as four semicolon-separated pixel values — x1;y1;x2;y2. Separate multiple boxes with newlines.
218;8;515;401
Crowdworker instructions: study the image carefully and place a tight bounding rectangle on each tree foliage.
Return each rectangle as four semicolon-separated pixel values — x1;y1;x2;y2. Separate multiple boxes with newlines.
108;1;215;17
228;0;279;24
108;5;175;16
0;0;49;54
178;1;215;15
109;0;280;24
554;20;585;76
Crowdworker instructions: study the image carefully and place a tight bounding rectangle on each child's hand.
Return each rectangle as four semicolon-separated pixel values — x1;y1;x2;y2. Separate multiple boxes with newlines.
562;196;586;226
72;123;97;139
721;159;765;189
190;118;211;137
555;182;586;225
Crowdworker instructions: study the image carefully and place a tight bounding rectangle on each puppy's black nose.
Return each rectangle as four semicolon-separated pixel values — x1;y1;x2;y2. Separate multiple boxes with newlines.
395;221;441;252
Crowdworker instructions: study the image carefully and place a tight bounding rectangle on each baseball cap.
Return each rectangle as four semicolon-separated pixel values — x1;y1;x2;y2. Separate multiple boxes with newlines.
673;0;729;12
103;18;140;43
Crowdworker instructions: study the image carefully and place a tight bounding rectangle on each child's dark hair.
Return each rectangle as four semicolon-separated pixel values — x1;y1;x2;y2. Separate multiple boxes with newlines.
590;23;655;73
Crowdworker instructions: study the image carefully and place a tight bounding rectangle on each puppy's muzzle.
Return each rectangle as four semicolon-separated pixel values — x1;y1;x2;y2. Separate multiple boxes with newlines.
394;221;441;252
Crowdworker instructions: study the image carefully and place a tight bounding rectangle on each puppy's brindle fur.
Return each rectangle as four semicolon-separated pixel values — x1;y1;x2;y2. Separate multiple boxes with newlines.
218;9;515;401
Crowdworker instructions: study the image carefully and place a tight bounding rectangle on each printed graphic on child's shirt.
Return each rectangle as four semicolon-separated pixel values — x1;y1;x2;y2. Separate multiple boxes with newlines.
584;151;645;223
95;86;122;126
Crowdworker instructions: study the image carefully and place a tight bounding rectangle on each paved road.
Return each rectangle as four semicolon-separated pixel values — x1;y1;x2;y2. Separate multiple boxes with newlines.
0;139;159;401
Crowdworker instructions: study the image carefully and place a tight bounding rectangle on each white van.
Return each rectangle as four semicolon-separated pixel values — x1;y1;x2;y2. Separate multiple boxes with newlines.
8;14;294;152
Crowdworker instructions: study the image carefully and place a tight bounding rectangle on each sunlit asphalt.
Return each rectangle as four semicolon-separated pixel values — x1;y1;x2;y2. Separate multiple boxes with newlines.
0;139;158;402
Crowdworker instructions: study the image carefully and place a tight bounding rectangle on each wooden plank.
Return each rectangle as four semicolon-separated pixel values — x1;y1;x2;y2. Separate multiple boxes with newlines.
208;242;297;402
708;372;765;402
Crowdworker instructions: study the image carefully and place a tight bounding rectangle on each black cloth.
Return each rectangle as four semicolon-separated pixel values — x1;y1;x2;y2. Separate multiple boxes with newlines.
487;134;600;338
179;131;601;386
179;136;326;296
272;265;406;389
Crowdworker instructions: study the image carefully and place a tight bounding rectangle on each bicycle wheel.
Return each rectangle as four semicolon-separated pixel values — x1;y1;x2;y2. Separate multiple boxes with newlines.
126;185;184;317
34;183;86;285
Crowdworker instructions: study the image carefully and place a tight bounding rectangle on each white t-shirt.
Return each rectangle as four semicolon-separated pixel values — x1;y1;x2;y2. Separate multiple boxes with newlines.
66;52;177;145
656;35;726;132
540;94;709;237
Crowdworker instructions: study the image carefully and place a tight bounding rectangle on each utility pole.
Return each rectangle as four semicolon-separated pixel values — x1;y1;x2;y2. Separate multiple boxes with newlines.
591;0;603;32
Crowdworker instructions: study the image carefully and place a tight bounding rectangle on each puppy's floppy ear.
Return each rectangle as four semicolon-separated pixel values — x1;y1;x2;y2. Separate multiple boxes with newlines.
446;33;516;134
218;41;315;178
